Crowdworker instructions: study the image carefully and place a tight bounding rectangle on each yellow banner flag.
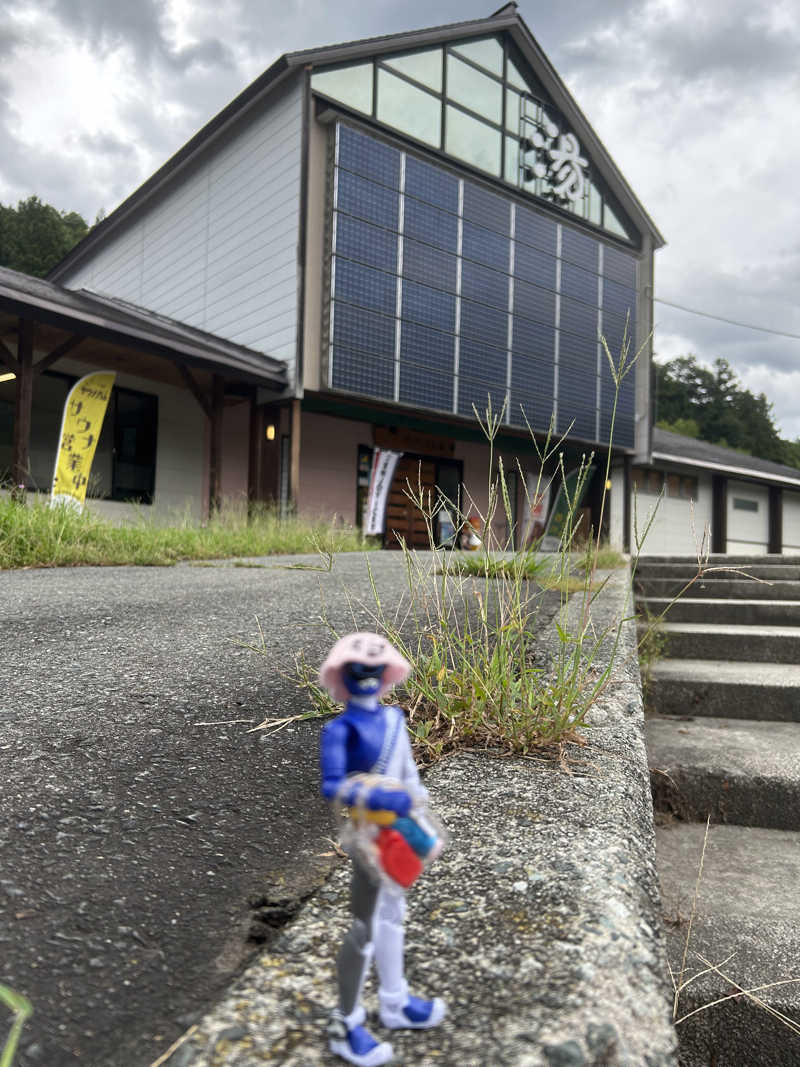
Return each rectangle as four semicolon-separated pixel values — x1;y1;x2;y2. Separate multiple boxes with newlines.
51;372;116;510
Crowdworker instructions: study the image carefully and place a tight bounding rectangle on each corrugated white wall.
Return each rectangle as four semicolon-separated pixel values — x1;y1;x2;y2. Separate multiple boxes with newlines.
60;75;303;385
783;490;800;551
632;471;713;556
726;479;769;554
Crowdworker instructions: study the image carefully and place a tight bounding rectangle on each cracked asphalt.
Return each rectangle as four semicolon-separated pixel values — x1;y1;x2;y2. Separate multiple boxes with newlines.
0;552;423;1067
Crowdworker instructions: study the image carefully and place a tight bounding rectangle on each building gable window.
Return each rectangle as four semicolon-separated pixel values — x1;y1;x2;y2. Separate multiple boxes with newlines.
311;34;636;242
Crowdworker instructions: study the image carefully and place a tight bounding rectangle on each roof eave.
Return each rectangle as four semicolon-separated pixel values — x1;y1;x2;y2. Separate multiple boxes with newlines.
652;449;800;489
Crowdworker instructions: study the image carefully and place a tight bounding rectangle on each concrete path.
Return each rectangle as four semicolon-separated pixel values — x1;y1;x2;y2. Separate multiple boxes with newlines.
639;555;800;1065
0;552;427;1067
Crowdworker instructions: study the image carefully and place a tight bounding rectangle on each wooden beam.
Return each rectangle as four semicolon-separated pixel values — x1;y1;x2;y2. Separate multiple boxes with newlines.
33;334;84;376
178;364;212;420
711;475;727;554
10;318;35;494
0;337;20;376
769;485;782;554
208;374;225;514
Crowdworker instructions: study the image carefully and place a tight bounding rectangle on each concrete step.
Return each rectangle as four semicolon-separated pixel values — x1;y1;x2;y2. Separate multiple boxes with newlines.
647;716;800;829
637;562;800;581
639;621;800;664
656;821;800;1067
637;576;800;600
638;596;800;626
639;554;800;565
646;659;800;720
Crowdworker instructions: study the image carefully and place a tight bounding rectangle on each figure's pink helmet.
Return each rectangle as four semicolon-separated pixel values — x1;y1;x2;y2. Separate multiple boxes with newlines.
319;632;411;701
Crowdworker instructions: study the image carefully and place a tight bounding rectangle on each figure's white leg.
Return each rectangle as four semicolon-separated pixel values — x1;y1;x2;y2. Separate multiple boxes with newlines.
374;886;446;1030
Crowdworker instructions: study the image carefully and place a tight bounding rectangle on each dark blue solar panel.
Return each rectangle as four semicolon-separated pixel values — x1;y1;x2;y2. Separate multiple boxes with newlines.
602;244;638;289
335;214;397;273
460;298;508;348
402;278;457;332
461;260;508;311
402;238;458;293
513;278;555;326
332;301;395;357
513;242;557;290
557;368;597;439
334;257;396;317
462;182;510;236
403;197;459;252
461;220;509;271
399;320;455;372
560;296;598;340
458;375;508;421
338;125;402;189
399;362;453;412
603;278;637;320
560;227;599;272
404;155;459;213
559;330;597;370
601;308;632;350
512;316;555;360
337;170;399;230
561;262;600;307
458;336;507;386
331;344;394;401
509;377;557;432
514;204;557;255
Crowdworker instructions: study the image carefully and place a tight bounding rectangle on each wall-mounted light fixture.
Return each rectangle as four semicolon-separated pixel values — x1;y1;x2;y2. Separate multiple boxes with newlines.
266;424;276;441
0;373;16;383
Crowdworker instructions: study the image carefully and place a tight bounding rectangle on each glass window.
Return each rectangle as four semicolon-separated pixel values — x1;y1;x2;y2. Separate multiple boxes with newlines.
311;63;373;115
377;68;441;147
445;106;501;176
446;54;502;125
451;37;504;77
504;135;519;185
506;57;527;92
383;48;442;92
603;202;629;239
588;180;602;225
505;88;521;133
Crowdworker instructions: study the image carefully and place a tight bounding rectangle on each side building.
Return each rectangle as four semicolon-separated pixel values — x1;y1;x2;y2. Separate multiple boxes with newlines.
6;3;663;541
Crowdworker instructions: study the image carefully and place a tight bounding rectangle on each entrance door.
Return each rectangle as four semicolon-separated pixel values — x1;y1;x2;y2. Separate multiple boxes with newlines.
384;455;436;548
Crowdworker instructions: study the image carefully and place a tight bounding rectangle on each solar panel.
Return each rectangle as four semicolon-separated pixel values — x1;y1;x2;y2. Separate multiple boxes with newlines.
404;155;459;213
560;228;599;272
560;262;600;307
460;298;508;348
331;344;395;400
460;259;509;311
602;244;638;289
335;214;398;273
334;257;397;317
515;204;558;255
402;238;458;293
401;278;457;332
461;220;509;271
513;277;556;326
513;242;557;289
399;361;454;411
338;125;402;189
337;169;399;230
403;197;459;251
332;301;396;357
560;296;599;340
462;181;510;235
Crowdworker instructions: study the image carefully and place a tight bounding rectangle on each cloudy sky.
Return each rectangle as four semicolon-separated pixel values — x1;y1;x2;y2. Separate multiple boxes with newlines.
2;0;800;435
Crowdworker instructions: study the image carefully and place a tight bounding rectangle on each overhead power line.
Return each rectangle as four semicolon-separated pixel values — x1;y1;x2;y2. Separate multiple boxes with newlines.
654;297;800;342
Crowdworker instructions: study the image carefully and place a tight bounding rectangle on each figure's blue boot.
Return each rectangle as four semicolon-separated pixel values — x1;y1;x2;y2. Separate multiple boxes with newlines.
379;980;446;1030
328;1006;393;1066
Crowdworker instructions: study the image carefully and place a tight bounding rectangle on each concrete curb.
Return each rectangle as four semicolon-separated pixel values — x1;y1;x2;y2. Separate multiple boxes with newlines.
166;569;677;1067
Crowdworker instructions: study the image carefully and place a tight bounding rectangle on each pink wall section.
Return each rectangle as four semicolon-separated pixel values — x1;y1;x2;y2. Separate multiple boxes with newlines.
298;411;372;522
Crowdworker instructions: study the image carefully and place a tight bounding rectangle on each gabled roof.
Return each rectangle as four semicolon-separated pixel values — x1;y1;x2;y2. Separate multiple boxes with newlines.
652;427;800;489
50;6;663;282
0;266;287;388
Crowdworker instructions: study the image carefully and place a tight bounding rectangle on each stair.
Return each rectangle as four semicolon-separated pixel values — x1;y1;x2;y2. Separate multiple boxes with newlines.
637;555;800;1065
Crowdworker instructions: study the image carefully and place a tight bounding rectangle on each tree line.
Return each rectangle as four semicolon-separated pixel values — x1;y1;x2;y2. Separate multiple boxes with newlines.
656;354;800;470
0;196;91;278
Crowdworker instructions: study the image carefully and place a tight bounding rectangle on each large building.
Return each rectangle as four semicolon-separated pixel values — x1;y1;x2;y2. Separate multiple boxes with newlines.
6;5;664;545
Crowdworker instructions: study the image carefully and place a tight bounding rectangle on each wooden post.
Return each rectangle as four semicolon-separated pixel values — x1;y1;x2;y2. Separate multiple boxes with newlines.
10;318;35;500
712;475;727;554
768;485;782;554
289;398;301;514
208;374;225;514
622;455;632;554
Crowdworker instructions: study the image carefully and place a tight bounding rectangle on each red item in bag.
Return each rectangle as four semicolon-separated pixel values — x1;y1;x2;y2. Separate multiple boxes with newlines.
377;828;423;888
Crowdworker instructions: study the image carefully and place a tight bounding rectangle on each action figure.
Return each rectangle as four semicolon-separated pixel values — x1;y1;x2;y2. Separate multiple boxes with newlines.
319;632;446;1067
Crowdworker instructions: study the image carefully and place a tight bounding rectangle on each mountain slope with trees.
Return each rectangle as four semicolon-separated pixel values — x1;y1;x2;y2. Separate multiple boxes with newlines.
0;196;89;278
655;355;800;470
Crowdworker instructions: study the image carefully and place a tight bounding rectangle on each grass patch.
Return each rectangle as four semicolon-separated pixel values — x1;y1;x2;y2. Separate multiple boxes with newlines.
0;497;369;570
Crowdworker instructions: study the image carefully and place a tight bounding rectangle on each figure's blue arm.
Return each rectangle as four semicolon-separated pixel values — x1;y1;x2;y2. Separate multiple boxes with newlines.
320;717;411;815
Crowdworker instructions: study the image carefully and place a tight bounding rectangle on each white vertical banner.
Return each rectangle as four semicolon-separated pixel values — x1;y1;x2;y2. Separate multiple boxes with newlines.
364;449;403;536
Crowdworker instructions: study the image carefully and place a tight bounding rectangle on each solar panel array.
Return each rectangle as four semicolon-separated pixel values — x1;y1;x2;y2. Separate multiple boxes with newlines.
328;124;638;447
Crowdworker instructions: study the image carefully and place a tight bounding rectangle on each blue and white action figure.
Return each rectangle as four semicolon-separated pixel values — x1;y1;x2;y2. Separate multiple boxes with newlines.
319;632;446;1067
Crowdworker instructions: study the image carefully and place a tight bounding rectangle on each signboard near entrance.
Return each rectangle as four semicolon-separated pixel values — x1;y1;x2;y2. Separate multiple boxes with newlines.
364;449;403;535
